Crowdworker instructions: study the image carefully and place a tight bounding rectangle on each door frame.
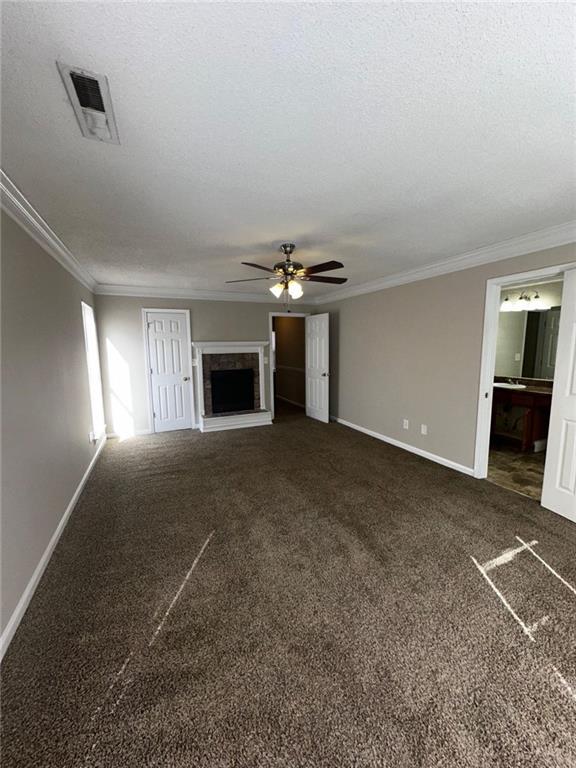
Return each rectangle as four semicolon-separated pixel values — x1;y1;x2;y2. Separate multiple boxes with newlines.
473;261;576;479
142;308;195;433
268;311;309;419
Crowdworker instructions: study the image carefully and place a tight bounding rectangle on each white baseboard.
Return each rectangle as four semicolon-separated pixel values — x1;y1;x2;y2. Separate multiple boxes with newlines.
276;396;305;408
106;429;152;438
332;417;475;477
0;435;107;662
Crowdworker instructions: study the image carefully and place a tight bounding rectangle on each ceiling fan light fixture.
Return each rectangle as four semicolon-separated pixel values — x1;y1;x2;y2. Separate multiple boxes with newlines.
287;280;303;299
270;282;285;299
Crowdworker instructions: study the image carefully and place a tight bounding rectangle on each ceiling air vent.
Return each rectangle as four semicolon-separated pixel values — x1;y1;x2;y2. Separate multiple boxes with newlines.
57;62;120;144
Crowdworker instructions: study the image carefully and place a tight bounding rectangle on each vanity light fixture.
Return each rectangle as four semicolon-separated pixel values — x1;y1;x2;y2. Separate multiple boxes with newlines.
500;289;551;313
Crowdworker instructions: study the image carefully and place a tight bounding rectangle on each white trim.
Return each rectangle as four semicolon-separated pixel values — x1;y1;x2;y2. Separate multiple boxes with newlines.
473;261;576;479
142;309;195;434
192;340;270;432
0;170;96;291
2;170;573;306
268;312;309;419
201;410;273;433
3;169;574;306
333;416;474;476
314;222;576;304
0;435;106;661
96;284;276;303
192;341;270;350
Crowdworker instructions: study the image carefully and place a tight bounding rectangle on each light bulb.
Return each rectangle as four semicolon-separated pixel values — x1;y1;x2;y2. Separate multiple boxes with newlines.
517;294;532;311
500;296;515;312
287;280;303;299
269;283;284;299
531;293;551;311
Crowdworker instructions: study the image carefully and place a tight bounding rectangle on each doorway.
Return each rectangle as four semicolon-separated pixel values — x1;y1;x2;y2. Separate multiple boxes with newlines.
474;264;576;522
269;313;307;417
487;279;563;499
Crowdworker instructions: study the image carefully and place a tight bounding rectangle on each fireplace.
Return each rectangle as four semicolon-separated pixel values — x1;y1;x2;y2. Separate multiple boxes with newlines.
192;341;272;433
211;368;255;414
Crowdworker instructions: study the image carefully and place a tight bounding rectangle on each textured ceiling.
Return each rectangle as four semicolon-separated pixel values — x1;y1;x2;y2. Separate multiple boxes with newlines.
2;2;575;298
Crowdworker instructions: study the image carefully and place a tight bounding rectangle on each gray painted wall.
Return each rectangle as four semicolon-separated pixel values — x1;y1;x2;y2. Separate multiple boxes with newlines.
321;243;575;470
95;295;313;434
1;211;99;637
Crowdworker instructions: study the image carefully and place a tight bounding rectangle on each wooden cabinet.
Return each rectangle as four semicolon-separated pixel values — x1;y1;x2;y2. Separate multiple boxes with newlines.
491;387;552;452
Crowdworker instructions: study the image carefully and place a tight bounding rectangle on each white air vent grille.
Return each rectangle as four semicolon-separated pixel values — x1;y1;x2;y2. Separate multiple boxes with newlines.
57;62;120;144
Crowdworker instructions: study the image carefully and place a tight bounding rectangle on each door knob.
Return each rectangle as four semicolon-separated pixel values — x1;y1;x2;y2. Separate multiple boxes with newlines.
321;372;329;377
183;376;190;381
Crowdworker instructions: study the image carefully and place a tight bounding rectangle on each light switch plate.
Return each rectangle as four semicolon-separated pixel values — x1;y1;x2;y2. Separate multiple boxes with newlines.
421;424;428;435
403;419;409;430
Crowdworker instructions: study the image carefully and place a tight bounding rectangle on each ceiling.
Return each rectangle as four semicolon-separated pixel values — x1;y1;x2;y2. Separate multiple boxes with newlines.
2;2;575;300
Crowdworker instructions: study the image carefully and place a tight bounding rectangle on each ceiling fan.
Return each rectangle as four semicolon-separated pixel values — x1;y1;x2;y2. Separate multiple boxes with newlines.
226;243;348;301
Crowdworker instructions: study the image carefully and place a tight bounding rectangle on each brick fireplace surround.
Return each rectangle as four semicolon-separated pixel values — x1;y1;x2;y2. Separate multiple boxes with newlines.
201;352;260;416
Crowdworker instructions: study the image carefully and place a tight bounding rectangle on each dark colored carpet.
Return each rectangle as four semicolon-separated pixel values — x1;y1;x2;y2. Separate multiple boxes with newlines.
1;404;575;767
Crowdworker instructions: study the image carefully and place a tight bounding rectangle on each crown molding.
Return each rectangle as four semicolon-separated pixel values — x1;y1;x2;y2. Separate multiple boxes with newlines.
314;221;576;305
0;169;97;292
2;169;574;305
94;283;281;303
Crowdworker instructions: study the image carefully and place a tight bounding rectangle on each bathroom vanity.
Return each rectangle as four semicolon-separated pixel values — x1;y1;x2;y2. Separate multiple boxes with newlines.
491;379;553;452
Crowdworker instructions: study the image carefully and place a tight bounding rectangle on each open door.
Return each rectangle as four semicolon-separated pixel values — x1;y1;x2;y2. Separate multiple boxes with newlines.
542;268;576;522
305;313;329;423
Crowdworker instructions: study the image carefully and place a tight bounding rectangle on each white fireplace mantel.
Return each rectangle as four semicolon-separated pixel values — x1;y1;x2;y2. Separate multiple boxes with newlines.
192;341;271;433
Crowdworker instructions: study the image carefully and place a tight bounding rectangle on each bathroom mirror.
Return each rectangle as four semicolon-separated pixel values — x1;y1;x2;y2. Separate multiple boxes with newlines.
495;307;561;380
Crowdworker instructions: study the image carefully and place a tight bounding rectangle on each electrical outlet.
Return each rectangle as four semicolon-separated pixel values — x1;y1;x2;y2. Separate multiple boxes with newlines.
403;419;409;430
514;352;521;361
421;424;428;436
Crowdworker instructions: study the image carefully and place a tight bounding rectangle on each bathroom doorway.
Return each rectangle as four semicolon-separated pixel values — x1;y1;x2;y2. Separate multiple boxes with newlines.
474;262;576;522
487;278;563;499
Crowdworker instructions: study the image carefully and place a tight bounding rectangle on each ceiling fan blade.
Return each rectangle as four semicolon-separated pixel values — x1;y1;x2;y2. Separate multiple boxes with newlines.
225;277;275;283
300;260;344;275
241;262;277;273
301;275;348;284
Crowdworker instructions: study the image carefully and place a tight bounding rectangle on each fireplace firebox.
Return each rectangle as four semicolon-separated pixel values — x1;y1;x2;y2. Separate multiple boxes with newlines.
211;368;255;414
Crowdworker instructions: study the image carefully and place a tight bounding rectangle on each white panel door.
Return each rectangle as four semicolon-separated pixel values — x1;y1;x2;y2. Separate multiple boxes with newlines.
542;269;576;522
146;311;193;432
306;313;329;423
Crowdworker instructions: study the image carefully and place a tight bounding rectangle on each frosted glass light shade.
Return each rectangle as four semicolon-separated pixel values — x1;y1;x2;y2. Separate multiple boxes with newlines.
287;280;303;299
531;294;551;311
270;283;284;299
500;296;516;312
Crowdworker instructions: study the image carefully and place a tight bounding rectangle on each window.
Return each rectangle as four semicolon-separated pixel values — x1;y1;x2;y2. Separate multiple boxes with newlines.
81;302;105;441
